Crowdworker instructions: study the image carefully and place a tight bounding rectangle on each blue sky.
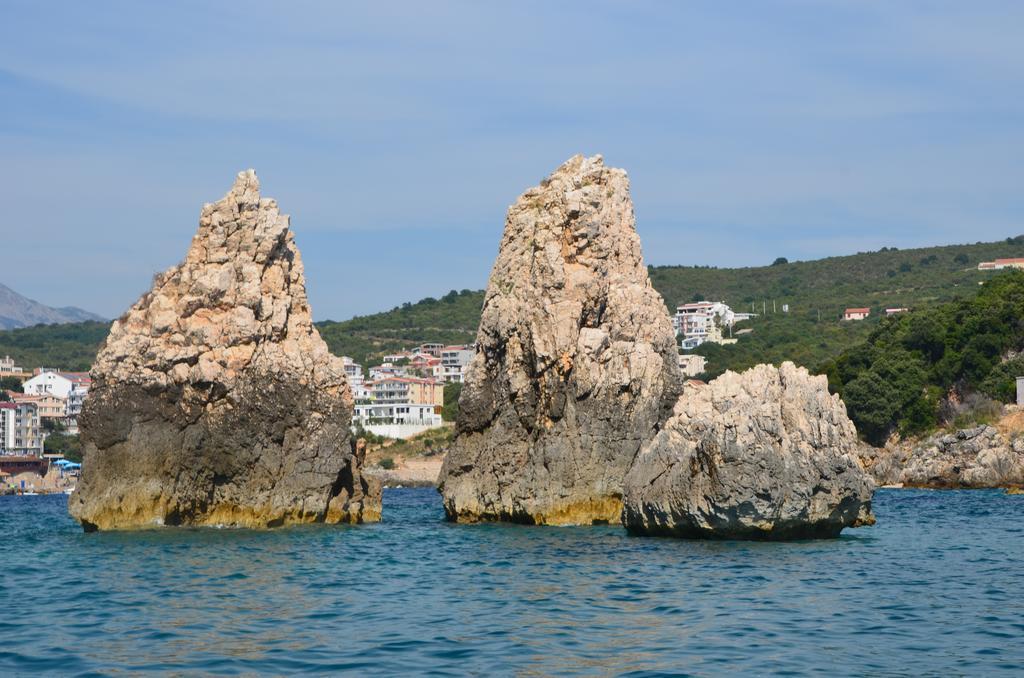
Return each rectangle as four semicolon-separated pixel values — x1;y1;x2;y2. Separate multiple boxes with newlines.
2;1;1022;320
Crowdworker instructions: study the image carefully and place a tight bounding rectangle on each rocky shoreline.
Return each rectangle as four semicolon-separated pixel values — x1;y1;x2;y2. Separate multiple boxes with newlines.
858;423;1024;490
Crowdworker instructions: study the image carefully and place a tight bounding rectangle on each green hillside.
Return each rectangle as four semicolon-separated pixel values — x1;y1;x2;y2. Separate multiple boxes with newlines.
819;270;1024;445
316;288;482;366
0;320;109;372
3;237;1023;376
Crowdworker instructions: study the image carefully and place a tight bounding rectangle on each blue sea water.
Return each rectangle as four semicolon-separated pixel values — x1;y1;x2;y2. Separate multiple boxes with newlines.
0;489;1022;676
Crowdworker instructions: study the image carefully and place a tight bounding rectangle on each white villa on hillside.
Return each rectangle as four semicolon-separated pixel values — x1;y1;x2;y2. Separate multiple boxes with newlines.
675;301;750;350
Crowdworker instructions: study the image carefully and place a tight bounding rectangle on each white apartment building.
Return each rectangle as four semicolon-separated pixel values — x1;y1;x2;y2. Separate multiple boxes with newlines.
441;345;474;383
678;353;707;378
22;370;91;433
352;376;444;438
675;301;746;350
23;371;75;399
369;362;408;381
0;401;43;455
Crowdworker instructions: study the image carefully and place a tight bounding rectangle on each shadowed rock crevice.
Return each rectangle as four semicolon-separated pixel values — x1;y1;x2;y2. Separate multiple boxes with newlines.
69;170;381;530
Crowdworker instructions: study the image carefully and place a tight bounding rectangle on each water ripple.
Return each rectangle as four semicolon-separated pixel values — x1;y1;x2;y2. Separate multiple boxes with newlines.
0;489;1022;675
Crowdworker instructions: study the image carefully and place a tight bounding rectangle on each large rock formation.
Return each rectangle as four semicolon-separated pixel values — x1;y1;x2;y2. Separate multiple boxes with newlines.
859;425;1024;488
69;171;381;531
623;363;875;539
438;155;683;524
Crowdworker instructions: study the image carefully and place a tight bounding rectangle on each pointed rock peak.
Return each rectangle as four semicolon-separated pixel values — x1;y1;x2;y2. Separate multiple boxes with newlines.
439;155;682;526
70;172;381;531
230;168;260;196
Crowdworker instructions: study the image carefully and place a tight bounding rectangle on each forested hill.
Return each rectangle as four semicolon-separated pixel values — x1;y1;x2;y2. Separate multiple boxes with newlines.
319;237;1024;367
3;237;1024;371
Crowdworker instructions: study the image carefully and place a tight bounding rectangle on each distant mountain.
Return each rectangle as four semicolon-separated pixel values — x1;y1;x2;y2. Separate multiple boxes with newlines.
0;283;105;330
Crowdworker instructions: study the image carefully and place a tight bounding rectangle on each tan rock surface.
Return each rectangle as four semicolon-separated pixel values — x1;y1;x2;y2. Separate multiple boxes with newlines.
438;154;682;524
69;171;380;530
623;363;875;539
859;424;1024;489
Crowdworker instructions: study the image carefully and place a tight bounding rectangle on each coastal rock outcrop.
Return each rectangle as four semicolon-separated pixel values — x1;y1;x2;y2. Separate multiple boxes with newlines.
69;171;381;531
622;362;875;539
438;154;683;524
858;425;1024;488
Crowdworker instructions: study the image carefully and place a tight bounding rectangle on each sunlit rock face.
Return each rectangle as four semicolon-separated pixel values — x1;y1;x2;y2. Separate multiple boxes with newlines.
69;171;380;531
439;154;683;525
859;424;1024;489
623;362;875;540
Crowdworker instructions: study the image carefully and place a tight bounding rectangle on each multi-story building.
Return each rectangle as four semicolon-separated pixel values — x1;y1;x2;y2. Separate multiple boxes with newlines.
675;301;746;350
341;357;373;401
678;353;707;377
352;376;444;437
441;345;474;383
23;371;75;399
0;401;43;455
22;370;91;433
413;343;444;358
369;362;408;381
0;356;31;380
9;392;65;421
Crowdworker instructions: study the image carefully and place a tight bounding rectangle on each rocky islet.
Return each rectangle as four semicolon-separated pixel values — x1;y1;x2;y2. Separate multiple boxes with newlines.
622;362;875;539
438;155;683;525
69;171;381;531
71;159;877;540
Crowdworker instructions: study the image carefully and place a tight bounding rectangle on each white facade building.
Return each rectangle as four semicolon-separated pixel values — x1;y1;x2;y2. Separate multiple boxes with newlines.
441;345;474;383
0;401;43;455
675;301;746;350
369;362;408;380
23;371;74;399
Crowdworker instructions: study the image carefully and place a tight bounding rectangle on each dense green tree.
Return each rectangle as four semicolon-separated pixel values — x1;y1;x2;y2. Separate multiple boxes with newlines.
0;376;22;392
44;432;82;462
442;382;463;422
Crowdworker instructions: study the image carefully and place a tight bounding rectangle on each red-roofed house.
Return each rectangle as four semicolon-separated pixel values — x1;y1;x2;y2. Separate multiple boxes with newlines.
843;307;870;321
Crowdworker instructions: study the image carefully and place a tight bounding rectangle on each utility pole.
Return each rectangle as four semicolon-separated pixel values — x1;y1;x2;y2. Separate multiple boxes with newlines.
773;300;776;314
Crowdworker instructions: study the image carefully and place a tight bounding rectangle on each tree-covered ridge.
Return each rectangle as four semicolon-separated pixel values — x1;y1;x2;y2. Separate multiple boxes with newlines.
819;271;1024;445
0;320;110;371
3;237;1024;375
649;237;1024;319
316;289;483;367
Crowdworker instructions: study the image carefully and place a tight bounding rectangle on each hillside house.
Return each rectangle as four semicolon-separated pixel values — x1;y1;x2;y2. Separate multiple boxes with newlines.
978;258;1024;271
843;307;870;321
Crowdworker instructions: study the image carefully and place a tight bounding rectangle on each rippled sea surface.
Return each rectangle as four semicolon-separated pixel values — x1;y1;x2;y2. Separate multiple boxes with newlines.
1;489;1023;676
